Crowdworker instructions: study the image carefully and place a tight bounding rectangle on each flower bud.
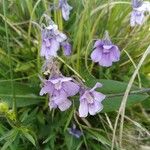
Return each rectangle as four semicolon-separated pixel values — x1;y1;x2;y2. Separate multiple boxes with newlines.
0;102;9;113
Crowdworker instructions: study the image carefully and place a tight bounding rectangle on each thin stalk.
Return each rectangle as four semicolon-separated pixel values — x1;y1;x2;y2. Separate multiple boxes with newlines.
3;0;17;118
91;1;130;16
27;0;42;44
107;88;150;98
123;49;142;88
57;9;63;31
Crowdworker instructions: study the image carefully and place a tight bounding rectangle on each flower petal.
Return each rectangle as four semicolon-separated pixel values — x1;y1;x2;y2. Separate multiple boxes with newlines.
45;39;51;47
79;99;88;117
61;3;72;21
110;46;120;62
93;40;102;48
56;32;67;42
63;81;79;97
58;99;72;111
62;42;72;56
90;82;102;91
52;94;65;105
39;81;54;96
135;12;144;25
89;101;103;115
48;39;60;57
91;48;102;62
98;53;112;67
103;45;113;50
92;91;106;102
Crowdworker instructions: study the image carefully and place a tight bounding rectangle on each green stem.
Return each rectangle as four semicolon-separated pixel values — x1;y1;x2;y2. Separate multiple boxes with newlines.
107;88;150;98
3;0;17;118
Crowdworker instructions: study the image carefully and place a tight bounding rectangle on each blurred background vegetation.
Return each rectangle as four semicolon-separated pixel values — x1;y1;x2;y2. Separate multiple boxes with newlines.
0;0;150;149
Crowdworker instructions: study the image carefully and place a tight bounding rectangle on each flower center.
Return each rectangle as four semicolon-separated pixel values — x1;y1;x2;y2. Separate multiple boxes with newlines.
54;81;62;90
85;92;94;104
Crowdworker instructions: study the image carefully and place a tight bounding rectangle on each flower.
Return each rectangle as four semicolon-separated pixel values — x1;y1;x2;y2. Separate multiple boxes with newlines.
91;32;120;67
130;10;145;26
132;0;150;12
40;76;79;97
59;0;73;21
68;124;83;138
79;83;106;117
130;0;150;27
61;41;72;56
40;23;67;59
40;76;80;111
49;92;72;111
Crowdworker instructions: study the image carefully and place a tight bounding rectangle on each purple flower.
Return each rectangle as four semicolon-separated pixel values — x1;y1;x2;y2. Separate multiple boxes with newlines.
40;76;79;97
91;32;120;67
130;0;144;26
61;41;72;56
79;83;106;117
40;24;67;59
130;0;150;27
49;93;72;111
68;124;83;138
130;10;145;26
40;76;79;111
59;0;73;21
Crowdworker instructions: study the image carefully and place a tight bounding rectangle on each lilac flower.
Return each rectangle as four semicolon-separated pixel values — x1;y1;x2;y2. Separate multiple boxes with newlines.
49;92;71;111
130;0;150;27
59;0;73;21
40;76;79;96
130;10;145;26
61;41;72;56
91;32;120;67
130;0;144;26
40;76;79;111
79;83;106;117
132;0;150;12
40;23;67;59
68;124;83;138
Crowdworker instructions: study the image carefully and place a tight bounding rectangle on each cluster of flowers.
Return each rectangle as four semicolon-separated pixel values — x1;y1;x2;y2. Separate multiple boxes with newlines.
40;56;106;117
39;0;149;117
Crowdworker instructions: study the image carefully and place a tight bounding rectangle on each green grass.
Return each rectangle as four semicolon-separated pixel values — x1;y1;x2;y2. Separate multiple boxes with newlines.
0;0;150;149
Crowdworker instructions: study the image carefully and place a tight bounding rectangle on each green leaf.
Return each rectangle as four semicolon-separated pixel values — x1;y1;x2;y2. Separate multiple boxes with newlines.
86;129;111;146
0;129;18;150
1;140;14;150
0;128;18;142
64;108;74;131
142;98;150;110
22;131;36;146
0;81;44;107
